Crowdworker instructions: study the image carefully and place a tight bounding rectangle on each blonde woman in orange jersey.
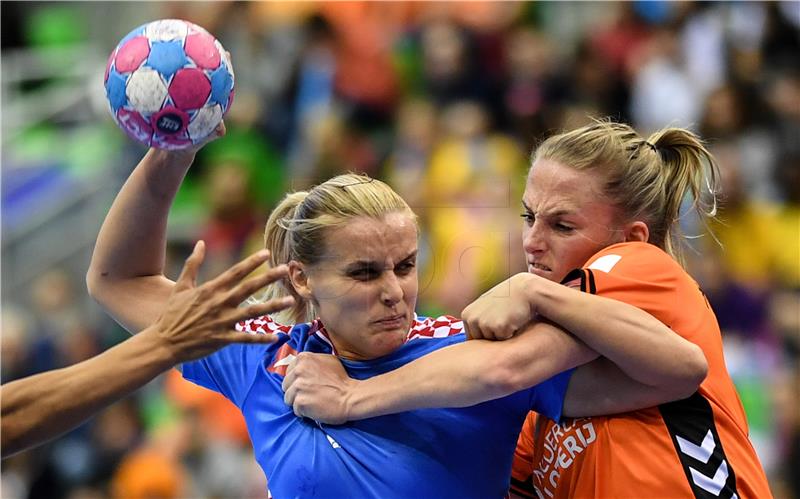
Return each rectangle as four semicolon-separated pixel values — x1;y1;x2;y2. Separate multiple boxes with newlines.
283;120;772;498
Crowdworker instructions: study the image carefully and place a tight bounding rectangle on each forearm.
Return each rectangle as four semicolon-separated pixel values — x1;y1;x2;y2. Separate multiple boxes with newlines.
1;327;174;458
89;148;194;281
87;149;194;331
347;323;596;419
530;276;706;389
563;357;697;417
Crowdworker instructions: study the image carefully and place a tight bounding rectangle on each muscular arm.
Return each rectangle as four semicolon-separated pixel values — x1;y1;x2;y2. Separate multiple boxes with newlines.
2;327;175;458
284;321;597;422
284;286;706;422
350;323;595;415
464;273;708;397
3;244;291;458
86;147;199;333
563;357;690;417
523;274;708;394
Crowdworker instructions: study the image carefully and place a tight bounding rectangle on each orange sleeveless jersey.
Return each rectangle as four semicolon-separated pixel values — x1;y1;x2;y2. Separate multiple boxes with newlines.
510;242;772;499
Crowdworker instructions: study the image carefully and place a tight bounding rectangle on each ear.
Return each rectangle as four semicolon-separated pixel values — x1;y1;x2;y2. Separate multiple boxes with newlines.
288;261;313;300
624;220;650;243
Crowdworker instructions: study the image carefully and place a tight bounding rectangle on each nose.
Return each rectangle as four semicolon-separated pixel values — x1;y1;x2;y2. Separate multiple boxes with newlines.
380;273;403;307
522;222;546;255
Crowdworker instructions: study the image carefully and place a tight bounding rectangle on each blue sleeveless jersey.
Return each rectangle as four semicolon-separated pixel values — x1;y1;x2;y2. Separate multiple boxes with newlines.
182;315;573;499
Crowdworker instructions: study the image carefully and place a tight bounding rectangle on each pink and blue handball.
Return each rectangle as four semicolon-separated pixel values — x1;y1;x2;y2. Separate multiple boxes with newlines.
104;19;234;150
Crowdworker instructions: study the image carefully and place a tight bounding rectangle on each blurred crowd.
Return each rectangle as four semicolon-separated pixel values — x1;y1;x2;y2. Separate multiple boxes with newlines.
2;2;798;498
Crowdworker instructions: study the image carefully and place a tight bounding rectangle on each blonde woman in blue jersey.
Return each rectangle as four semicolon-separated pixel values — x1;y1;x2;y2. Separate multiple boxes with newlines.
87;126;706;497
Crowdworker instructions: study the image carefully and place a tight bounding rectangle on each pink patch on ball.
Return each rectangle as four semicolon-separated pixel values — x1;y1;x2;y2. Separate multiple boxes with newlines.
104;49;115;83
185;32;220;69
150;106;190;135
115;36;150;73
152;131;193;150
169;68;211;110
116;108;153;145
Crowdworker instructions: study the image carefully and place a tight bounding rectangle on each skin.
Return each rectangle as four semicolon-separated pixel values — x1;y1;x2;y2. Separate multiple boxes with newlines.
282;159;706;423
521;158;647;284
458;160;668;390
2;242;293;458
84;119;704;451
288;212;419;361
87;124;235;335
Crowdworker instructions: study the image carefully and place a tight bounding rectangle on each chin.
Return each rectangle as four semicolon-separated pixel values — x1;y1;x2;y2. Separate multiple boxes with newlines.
528;267;551;279
373;328;408;353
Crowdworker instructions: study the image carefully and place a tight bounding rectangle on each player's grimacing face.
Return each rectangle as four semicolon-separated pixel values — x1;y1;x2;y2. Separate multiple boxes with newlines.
521;159;626;283
303;212;419;361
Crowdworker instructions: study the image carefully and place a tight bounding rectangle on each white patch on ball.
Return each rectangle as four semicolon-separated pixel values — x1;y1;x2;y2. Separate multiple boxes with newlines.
126;67;168;114
145;19;188;42
188;104;223;141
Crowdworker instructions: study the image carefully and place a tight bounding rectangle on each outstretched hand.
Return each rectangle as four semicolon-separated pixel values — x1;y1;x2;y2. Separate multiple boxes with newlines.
282;352;356;424
151;240;294;364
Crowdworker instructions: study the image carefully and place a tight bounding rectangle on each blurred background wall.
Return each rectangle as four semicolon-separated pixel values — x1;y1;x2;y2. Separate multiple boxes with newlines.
2;1;798;498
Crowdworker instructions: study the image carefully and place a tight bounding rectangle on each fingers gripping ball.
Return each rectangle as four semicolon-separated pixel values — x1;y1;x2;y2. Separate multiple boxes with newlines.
104;19;234;150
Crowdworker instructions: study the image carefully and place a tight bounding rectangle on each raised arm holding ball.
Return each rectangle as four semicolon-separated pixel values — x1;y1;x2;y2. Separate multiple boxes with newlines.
2;20;245;460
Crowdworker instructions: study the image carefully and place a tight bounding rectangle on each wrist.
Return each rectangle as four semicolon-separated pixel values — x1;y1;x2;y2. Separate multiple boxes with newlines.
146;147;197;169
519;273;564;320
345;378;376;420
536;278;590;338
512;273;541;316
142;148;196;199
137;326;181;369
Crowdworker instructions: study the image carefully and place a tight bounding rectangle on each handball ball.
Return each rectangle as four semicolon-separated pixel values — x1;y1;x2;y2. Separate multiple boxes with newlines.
104;19;234;150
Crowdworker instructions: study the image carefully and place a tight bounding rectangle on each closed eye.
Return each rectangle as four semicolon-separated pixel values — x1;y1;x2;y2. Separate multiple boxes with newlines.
520;212;534;226
349;267;380;281
396;261;416;275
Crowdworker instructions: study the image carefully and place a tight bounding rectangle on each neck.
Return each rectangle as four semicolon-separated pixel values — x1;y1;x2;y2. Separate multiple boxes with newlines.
316;320;409;361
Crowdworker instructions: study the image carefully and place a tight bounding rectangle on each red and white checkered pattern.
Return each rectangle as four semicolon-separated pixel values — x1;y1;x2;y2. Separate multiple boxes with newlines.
406;315;464;342
237;315;292;335
237;314;464;344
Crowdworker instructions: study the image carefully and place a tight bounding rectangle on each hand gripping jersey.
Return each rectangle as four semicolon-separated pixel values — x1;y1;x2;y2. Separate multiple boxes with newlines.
510;242;772;499
182;314;574;499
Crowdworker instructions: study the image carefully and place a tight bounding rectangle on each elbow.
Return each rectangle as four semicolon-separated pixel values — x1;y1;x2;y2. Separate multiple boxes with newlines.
672;345;709;399
85;266;105;303
688;345;709;391
86;265;117;309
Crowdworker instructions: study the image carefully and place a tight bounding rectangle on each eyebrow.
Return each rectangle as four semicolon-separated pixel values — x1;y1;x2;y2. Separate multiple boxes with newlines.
521;201;574;218
344;250;418;271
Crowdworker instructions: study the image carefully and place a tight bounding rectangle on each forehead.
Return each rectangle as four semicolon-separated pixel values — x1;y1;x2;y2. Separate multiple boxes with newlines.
524;159;607;214
322;212;417;263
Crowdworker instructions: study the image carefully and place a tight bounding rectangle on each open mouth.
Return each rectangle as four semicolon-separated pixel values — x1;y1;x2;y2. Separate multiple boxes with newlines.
529;262;552;272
